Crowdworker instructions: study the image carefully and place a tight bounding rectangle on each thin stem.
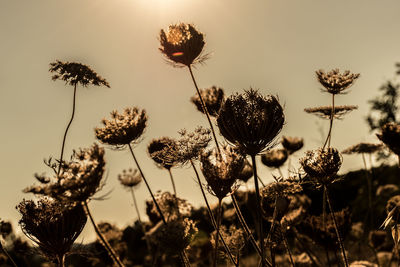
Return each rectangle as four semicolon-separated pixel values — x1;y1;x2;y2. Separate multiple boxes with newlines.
277;167;284;178
187;65;221;155
362;153;373;229
279;225;295;267
190;160;238;267
168;168;177;196
251;154;266;267
58;83;77;175
323;94;335;149
130;188;142;223
213;199;222;267
324;185;349;267
83;201;125;267
0;241;18;267
128;144;167;224
57;254;65;267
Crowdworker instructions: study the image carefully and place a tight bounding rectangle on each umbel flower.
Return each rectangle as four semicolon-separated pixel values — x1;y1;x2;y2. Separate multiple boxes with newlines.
159;23;206;67
342;142;383;155
147;191;193;222
191;86;225;117
118;168;142;188
148;137;179;169
300;147;342;185
24;144;105;202
200;144;244;200
175;127;212;165
217;88;285;156
210;225;245;261
261;148;288;168
281;136;304;154
304;105;358;120
316;69;360;95
49;60;110;88
17;199;87;262
95;107;147;148
377;122;400;156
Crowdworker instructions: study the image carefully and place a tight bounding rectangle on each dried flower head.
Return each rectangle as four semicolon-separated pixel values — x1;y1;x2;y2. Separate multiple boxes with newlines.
261;148;288;168
0;221;12;239
17;198;87;260
217;88;285;156
262;179;302;201
191;86;225;117
377;122;400;155
148;218;198;254
316;69;360;95
281;136;304;154
300;147;342;185
95;107;147;148
24;144;106;202
175;127;212;164
238;159;253;183
342;142;383;155
159;23;206;67
210;225;245;261
304;105;358;120
200;144;244;200
118;168;142;188
148;137;179;169
49;60;110;88
148;191;192;222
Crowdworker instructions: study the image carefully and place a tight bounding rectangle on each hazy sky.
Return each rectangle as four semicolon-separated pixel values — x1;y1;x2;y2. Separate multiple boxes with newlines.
1;0;400;241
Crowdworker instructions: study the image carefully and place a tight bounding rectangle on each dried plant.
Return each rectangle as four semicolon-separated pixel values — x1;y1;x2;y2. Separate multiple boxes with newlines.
261;148;288;169
304;105;358;120
191;86;225;117
210;225;245;263
238;159;253;183
281;136;304;155
377;122;400;157
342;143;383;155
175;127;212;165
17;199;87;266
316;69;360;95
148;137;179;170
148;191;193;222
95;107;147;149
118;168;142;188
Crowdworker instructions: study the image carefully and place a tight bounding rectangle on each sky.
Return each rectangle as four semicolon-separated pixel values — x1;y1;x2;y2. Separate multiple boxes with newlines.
1;0;400;241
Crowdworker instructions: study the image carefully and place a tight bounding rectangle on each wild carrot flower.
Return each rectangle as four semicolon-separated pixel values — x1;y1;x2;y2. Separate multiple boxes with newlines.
49;60;110;88
261;148;288;168
95;107;147;148
191;86;225;117
17;199;87;263
281;136;304;154
316;69;360;95
342;142;383;155
210;225;245;261
200;145;244;200
159;23;206;67
175;127;212;165
148;191;192;222
304;105;358;120
148;137;179;170
377;122;400;156
217;88;285;156
300;147;342;185
118;168;142;188
24;144;106;202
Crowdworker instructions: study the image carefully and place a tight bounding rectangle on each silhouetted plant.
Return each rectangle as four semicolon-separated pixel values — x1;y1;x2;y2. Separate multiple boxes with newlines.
191;86;225;117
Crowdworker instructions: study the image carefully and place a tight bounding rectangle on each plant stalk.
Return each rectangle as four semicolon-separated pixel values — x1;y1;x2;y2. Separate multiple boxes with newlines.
323;94;335;149
168;168;177;196
213;199;222;267
0;241;18;267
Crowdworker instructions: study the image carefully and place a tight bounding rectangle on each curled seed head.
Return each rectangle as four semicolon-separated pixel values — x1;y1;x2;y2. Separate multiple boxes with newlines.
191;86;225;117
148;137;179;169
281;136;304;154
261;148;288;168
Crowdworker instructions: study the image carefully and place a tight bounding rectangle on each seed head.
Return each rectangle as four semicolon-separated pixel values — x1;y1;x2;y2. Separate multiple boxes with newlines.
300;147;342;185
159;23;206;67
24;144;106;202
342;142;383;155
118;168;142;188
262;179;302;201
316;69;360;95
148;137;179;169
200;144;244;200
261;148;288;168
148;191;192;222
304;105;358;120
17;198;87;260
210;225;245;261
191;86;225;117
49;60;110;88
217;88;285;156
377;122;400;156
281;136;304;154
175;127;212;165
95;107;147;148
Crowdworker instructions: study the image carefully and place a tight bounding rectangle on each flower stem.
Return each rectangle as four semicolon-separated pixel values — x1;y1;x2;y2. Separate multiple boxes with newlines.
83;200;125;267
251;154;266;267
58;83;77;175
130;188;152;253
188;65;221;155
279;224;295;267
190;160;238;267
57;254;65;267
168;168;177;196
362;153;373;229
323;94;335;149
0;241;18;267
324;185;349;267
213;199;222;267
128;144;167;225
